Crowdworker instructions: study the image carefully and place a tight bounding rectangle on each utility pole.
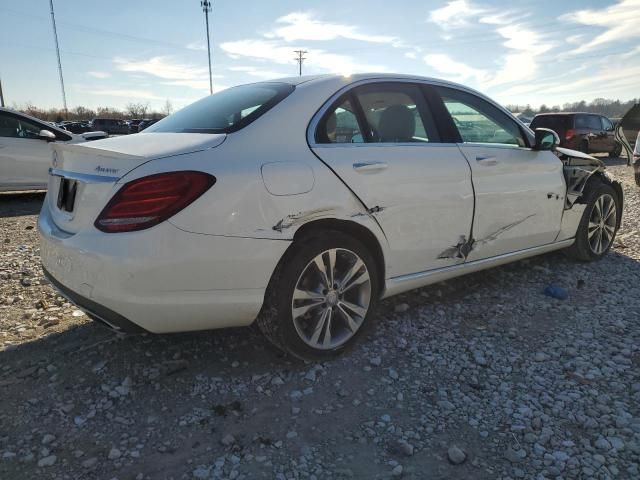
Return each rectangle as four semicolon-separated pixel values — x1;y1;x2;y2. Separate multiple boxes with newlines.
49;0;67;116
294;50;307;76
201;0;213;94
0;76;5;108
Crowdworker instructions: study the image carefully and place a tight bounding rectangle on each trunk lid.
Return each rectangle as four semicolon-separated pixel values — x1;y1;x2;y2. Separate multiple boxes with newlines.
47;133;226;234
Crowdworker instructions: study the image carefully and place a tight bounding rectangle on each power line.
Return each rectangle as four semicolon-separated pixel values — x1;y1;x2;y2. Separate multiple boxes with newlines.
201;0;213;94
294;50;307;76
48;0;67;115
0;7;198;52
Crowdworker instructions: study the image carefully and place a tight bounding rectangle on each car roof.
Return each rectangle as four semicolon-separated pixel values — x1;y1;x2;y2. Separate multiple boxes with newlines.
271;73;523;121
274;72;480;90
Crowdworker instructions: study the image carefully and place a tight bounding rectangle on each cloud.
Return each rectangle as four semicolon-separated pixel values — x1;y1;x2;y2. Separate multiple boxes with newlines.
113;56;225;93
219;11;395;75
271;12;397;44
561;0;640;54
425;2;553;89
87;71;111;79
493;48;640;105
114;56;210;82
220;39;387;75
228;66;289;79
423;54;489;84
84;88;163;100
162;79;226;92
566;34;585;45
186;41;207;51
484;24;553;87
429;0;485;28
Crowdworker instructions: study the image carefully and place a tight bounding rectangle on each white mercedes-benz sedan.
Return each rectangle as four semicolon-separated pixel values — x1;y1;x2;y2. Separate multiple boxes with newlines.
38;74;624;359
0;107;107;192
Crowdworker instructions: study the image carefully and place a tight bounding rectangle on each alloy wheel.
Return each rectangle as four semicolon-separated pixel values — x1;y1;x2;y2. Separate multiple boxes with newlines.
291;248;371;350
588;193;617;255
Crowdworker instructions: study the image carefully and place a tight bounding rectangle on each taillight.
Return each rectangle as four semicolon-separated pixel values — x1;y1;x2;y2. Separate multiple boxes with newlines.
95;171;215;233
565;129;575;141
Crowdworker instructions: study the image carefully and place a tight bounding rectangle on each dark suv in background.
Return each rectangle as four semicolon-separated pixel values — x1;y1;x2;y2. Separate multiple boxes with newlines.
89;118;129;135
530;113;621;157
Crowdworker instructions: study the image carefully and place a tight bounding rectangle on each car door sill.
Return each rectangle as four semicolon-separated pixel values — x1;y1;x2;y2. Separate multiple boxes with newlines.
382;239;574;298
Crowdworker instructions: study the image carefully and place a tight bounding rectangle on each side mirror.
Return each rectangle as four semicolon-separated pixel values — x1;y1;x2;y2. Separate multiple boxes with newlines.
534;128;559;151
38;129;57;141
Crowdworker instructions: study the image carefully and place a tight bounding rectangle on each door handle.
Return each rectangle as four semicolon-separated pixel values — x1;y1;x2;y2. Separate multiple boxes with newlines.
475;156;498;166
353;162;388;172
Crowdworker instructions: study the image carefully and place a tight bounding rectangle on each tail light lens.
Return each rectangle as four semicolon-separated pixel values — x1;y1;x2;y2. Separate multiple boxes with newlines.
565;129;575;141
95;171;215;233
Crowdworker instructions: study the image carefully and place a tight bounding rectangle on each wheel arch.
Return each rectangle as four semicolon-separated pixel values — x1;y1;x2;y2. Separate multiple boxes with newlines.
592;172;624;226
292;218;387;291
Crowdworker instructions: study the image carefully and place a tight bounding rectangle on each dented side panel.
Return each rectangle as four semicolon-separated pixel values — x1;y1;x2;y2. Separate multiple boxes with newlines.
311;143;475;276
555;149;624;241
459;145;566;262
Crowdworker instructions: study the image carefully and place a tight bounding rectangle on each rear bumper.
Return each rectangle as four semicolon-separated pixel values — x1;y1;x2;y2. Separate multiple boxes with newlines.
43;266;147;333
38;199;291;333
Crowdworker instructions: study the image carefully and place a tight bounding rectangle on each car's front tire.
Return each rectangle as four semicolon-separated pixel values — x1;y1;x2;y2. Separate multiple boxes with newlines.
257;230;379;360
565;179;620;261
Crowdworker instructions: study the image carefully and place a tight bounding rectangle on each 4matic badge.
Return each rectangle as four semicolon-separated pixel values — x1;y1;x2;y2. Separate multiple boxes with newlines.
95;166;119;175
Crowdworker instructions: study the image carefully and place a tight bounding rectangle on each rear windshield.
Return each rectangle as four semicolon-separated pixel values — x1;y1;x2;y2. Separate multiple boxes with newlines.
530;115;572;131
146;82;295;134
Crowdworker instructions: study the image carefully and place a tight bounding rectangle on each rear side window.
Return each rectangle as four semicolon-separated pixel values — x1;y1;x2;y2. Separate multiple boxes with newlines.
437;87;526;147
147;82;295;134
316;82;438;144
530;115;571;132
316;97;364;144
355;83;434;143
575;115;602;130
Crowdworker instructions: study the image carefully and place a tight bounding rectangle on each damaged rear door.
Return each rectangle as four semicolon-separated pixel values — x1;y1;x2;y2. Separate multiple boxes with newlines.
435;86;566;261
309;81;474;277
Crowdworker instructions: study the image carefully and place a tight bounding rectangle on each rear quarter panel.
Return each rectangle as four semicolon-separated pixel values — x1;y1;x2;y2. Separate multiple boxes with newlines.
115;79;392;272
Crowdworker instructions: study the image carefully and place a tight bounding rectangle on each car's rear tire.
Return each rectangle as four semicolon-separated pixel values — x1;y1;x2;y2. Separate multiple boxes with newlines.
609;142;622;158
257;230;380;361
565;179;620;262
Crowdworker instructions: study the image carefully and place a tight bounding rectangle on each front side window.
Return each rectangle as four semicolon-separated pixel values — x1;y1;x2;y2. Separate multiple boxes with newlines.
354;83;434;143
146;82;295;134
437;87;526;147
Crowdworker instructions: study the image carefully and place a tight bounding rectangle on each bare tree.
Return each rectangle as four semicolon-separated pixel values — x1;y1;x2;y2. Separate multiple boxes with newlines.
73;106;95;120
125;102;149;118
162;99;173;116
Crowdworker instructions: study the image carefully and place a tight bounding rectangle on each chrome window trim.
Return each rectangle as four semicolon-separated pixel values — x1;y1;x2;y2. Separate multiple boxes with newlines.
311;142;460;149
49;168;120;184
307;76;528;147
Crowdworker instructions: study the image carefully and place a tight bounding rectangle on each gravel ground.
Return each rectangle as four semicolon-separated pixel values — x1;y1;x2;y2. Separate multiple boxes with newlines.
1;159;639;480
